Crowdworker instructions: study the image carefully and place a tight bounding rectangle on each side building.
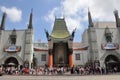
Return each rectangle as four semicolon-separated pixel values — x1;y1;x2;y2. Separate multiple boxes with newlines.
80;10;120;71
0;11;34;69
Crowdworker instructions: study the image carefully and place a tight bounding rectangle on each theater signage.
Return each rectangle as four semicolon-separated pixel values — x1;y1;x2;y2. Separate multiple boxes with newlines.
101;43;119;50
4;45;21;53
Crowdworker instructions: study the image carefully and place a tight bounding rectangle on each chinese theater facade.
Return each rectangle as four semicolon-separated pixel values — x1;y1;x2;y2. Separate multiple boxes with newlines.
45;18;75;67
1;9;120;71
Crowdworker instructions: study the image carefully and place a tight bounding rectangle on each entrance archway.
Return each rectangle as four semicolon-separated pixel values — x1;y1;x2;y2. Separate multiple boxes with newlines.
53;43;69;66
105;55;120;72
4;57;19;67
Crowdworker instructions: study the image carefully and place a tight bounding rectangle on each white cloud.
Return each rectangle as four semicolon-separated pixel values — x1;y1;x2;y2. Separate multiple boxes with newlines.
45;7;58;22
0;6;22;22
45;0;120;32
65;17;82;32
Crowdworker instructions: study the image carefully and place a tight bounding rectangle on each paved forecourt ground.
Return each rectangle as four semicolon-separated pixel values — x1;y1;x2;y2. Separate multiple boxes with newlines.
0;75;120;80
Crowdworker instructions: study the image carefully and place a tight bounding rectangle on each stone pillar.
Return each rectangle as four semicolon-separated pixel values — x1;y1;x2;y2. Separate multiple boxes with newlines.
49;49;53;68
29;61;31;69
69;49;73;67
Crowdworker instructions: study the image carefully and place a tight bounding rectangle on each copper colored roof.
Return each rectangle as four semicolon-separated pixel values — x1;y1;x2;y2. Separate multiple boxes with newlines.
50;18;70;38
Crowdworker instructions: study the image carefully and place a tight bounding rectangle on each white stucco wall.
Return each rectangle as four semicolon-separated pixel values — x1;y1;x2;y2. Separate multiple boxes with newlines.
34;51;48;67
0;30;27;65
73;50;88;66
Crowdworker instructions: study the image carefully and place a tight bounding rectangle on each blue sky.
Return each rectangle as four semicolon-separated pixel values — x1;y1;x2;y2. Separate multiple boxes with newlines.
0;0;120;43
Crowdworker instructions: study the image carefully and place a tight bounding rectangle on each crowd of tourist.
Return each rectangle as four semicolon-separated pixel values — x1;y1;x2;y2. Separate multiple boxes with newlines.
0;65;119;76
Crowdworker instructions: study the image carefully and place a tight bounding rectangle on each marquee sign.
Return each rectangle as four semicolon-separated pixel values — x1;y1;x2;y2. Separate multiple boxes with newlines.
101;43;119;50
4;45;21;53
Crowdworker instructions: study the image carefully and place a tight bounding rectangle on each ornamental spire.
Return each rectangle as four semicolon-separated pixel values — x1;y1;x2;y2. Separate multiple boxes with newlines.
88;8;94;27
114;10;120;27
0;12;7;30
28;9;33;29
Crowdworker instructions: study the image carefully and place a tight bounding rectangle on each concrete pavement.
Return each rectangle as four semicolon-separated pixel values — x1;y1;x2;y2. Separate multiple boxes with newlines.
0;74;120;80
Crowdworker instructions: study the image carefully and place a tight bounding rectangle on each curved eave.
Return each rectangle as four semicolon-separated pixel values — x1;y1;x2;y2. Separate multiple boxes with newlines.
50;34;71;39
50;35;72;40
50;30;70;38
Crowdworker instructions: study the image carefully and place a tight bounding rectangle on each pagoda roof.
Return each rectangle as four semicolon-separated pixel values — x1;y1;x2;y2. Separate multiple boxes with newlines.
50;18;70;38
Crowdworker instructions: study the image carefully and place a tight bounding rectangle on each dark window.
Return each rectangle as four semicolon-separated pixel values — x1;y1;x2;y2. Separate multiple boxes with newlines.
10;29;17;45
75;53;80;60
10;35;16;45
11;37;16;44
41;54;46;61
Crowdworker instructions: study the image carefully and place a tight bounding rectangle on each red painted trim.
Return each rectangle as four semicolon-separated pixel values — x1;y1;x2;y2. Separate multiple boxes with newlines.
34;48;48;51
74;47;88;51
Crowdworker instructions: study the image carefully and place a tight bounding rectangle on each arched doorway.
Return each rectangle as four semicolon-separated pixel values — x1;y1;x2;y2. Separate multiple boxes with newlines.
4;57;19;68
105;55;120;72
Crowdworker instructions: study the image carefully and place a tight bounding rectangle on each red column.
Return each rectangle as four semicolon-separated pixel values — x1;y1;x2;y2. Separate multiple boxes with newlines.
49;49;53;68
49;54;53;68
69;53;73;67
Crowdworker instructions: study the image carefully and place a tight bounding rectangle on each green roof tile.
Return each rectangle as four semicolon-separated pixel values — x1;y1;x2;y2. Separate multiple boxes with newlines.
50;18;70;38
